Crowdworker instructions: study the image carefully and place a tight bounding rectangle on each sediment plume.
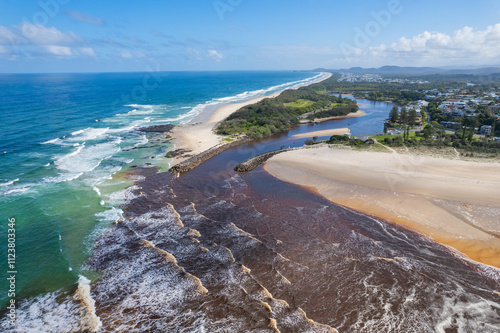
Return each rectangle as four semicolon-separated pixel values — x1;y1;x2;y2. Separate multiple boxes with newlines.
73;276;103;333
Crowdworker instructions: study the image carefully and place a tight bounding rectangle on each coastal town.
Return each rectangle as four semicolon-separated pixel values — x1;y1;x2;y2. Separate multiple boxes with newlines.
340;73;500;141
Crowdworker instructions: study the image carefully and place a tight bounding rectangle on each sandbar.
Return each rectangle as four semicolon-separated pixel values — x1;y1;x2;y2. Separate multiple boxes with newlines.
264;147;500;268
291;128;350;139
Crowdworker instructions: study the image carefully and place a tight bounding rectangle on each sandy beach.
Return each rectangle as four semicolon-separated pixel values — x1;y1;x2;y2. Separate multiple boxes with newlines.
308;110;366;123
170;73;333;163
264;147;500;268
291;128;350;139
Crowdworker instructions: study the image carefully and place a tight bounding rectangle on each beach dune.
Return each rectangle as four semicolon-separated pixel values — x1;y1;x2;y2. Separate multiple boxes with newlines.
264;147;500;268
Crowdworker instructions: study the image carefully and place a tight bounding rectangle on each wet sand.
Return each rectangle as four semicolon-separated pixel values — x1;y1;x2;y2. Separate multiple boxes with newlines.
170;73;334;164
264;147;500;268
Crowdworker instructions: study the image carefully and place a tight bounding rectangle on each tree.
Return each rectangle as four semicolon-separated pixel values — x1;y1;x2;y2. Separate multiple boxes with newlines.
400;107;408;125
400;107;409;140
420;108;427;125
461;117;469;140
422;124;433;140
408;108;418;127
389;106;399;124
468;118;478;142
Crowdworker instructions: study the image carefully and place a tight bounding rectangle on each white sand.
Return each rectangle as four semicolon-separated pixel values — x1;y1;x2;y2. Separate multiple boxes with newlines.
264;147;500;268
291;128;350;139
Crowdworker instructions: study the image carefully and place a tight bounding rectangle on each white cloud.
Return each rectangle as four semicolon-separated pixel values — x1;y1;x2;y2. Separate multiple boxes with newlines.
0;26;20;44
66;10;104;26
344;23;500;66
44;45;72;56
0;23;98;60
121;50;132;58
79;47;96;57
121;50;145;59
207;49;223;62
186;48;203;61
18;22;78;45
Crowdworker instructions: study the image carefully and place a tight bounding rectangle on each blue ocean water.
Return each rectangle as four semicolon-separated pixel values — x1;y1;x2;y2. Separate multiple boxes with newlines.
0;70;322;306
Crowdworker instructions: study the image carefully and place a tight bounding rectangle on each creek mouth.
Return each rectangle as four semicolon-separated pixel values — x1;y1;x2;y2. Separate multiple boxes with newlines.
85;132;500;332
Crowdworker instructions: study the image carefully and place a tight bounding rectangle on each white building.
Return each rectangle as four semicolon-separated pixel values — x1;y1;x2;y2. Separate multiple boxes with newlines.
480;125;492;136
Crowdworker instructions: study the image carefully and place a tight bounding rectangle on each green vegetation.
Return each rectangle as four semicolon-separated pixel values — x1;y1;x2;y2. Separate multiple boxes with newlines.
326;135;350;144
373;123;500;155
371;131;421;142
325;134;374;147
307;104;358;120
359;91;425;105
284;99;314;108
216;79;358;139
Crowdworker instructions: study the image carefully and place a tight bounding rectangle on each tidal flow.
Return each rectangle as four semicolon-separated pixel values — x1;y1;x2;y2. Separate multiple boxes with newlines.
85;141;500;332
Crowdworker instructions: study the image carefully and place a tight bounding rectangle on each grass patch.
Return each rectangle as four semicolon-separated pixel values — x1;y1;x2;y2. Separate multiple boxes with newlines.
370;131;422;142
284;99;314;108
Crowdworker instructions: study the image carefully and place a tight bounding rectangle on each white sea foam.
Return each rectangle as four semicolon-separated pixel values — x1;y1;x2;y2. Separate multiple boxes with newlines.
95;207;124;222
81;165;122;188
117;108;157;116
2;185;32;196
41;137;62;145
125;104;156;109
92;185;101;197
68;127;109;142
43;172;85;184
107;124;137;133
55;141;120;174
0;178;19;187
71;129;85;136
0;292;82;332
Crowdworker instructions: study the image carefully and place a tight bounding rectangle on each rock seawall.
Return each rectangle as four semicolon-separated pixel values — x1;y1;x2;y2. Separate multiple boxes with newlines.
170;138;252;173
234;148;301;173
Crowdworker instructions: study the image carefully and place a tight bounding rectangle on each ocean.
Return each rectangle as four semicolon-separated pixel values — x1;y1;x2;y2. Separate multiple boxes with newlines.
0;70;322;308
2;71;500;332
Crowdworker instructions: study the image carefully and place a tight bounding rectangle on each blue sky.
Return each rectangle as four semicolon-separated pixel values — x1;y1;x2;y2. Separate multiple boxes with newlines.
1;0;500;73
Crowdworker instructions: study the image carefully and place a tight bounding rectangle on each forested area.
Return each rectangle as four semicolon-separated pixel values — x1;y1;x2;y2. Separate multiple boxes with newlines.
216;80;358;138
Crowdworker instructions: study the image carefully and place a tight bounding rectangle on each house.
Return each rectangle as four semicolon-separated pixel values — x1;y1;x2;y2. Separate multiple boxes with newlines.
480;125;492;136
451;109;465;117
490;105;500;114
440;121;460;130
